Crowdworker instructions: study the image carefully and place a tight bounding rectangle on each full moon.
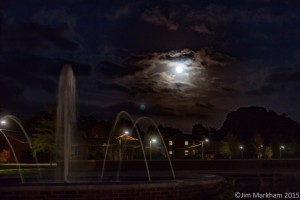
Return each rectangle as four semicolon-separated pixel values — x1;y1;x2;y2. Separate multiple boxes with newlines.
176;65;184;73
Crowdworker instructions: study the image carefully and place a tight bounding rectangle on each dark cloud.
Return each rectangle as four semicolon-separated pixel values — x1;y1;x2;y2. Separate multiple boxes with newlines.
0;53;52;77
141;6;178;31
266;69;300;83
102;101;177;118
0;80;24;102
132;86;156;94
18;76;57;93
247;86;278;96
96;81;135;97
95;61;143;77
106;1;138;20
44;60;92;77
102;101;141;114
0;79;29;115
0;52;91;78
196;102;216;111
1;16;81;53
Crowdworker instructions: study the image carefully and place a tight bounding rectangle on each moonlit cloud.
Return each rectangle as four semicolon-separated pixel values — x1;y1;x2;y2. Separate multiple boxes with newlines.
94;48;233;125
189;23;213;34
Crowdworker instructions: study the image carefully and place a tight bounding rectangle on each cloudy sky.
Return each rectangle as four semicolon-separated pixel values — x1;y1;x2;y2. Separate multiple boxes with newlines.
1;0;300;132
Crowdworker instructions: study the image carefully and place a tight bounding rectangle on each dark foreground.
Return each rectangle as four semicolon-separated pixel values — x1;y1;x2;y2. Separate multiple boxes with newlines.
0;159;300;199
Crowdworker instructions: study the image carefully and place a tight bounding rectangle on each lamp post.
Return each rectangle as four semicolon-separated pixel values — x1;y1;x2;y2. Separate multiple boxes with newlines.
240;146;244;159
279;145;285;159
119;131;129;160
150;139;156;160
201;138;209;160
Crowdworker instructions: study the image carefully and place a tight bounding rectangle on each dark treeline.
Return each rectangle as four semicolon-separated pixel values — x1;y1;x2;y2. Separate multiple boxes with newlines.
2;105;300;159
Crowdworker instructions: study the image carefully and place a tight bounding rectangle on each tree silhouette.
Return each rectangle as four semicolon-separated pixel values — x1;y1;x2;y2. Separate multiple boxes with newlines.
192;123;209;140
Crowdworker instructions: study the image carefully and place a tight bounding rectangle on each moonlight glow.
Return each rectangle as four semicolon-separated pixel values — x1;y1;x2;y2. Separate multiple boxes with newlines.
175;63;185;73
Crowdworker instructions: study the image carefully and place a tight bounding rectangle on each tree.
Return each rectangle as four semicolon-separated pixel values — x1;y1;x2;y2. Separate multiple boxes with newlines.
31;106;57;162
219;140;232;159
192;123;209;140
221;107;300;155
158;125;182;138
252;132;264;159
264;146;273;159
78;115;97;136
145;125;159;141
32;134;55;162
219;132;241;159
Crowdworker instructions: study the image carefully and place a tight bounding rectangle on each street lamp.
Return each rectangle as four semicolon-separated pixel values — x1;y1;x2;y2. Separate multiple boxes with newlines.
201;138;209;160
240;146;244;159
279;145;285;159
0;120;6;130
150;139;156;160
119;130;129;160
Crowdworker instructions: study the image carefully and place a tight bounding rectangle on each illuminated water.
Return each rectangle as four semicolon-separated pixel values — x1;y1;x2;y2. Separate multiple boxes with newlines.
55;64;77;183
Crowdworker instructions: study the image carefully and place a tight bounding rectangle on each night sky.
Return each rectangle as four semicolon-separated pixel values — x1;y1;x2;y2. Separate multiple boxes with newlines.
1;0;300;132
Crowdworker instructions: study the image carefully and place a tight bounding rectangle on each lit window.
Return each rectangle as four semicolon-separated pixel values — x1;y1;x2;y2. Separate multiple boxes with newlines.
169;151;173;155
184;150;189;156
185;140;189;145
169;140;173;146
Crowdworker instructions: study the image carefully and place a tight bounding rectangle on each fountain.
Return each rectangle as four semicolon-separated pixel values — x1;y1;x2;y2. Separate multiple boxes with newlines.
0;115;42;183
55;64;77;183
101;111;176;182
0;64;223;200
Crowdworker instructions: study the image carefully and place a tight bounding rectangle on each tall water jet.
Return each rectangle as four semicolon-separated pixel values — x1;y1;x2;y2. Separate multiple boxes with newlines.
56;64;77;183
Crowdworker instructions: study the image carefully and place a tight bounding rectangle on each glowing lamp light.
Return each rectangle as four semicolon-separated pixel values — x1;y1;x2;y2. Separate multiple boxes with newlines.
1;120;6;125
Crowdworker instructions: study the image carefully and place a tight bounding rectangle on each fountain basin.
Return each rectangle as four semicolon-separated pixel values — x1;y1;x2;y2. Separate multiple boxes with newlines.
0;176;222;200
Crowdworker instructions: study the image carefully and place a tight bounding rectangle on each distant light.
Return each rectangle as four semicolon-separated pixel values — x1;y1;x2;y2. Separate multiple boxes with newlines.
151;139;157;142
204;138;209;142
1;120;6;125
240;146;244;150
280;145;285;149
124;131;129;135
